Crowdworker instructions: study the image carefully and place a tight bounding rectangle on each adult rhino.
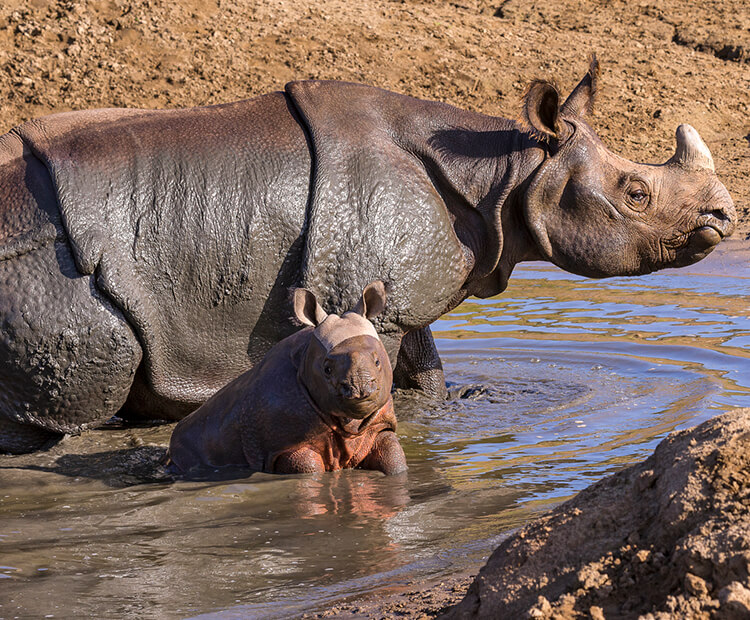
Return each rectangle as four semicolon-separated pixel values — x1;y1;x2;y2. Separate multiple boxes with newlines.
0;57;736;453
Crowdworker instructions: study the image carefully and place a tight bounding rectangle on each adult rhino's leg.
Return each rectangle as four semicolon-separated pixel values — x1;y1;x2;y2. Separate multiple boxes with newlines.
0;237;142;454
393;326;448;399
0;416;60;453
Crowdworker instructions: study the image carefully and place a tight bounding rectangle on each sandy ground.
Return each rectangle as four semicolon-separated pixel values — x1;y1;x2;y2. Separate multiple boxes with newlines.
0;0;748;236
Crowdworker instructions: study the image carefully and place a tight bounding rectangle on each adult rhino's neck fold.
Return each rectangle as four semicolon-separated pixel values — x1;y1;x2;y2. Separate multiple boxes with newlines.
401;118;547;289
285;79;546;303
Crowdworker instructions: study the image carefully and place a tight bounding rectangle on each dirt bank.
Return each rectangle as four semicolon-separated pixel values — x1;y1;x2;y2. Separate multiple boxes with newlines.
0;0;748;237
444;408;750;619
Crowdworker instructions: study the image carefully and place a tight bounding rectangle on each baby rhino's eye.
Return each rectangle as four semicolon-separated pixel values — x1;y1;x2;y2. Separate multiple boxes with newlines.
374;357;381;368
324;365;332;376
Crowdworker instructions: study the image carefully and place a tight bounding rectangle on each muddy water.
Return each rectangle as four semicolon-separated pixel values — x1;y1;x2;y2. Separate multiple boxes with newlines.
1;242;749;619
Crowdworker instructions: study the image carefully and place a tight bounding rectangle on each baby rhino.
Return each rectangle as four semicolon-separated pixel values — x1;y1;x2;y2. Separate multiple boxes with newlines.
167;281;407;476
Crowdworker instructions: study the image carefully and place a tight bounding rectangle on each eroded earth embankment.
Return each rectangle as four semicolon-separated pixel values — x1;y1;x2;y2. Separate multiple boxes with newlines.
443;409;750;619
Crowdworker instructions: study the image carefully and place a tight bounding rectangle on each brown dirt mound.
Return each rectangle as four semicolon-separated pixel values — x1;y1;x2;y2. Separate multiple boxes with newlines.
443;409;750;619
0;0;748;237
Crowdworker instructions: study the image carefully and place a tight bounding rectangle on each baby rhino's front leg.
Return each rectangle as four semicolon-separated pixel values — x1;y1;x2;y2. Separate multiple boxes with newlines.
274;447;326;474
361;431;407;475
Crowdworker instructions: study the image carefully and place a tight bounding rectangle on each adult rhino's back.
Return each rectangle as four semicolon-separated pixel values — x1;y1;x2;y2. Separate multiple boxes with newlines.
26;92;312;410
0;91;313;451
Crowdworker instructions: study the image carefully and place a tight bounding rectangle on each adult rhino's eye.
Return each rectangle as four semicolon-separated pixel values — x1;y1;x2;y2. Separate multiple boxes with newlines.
374;357;381;368
324;365;332;376
626;183;650;211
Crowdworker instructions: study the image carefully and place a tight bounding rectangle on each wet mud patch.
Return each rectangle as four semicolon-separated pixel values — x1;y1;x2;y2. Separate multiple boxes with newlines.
0;370;591;490
0;421;172;488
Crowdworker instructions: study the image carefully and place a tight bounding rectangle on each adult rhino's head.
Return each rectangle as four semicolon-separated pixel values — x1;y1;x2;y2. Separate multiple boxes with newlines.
522;56;735;277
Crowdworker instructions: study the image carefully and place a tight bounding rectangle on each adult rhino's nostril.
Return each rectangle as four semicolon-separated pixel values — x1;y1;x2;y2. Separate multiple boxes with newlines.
708;208;729;222
698;200;736;239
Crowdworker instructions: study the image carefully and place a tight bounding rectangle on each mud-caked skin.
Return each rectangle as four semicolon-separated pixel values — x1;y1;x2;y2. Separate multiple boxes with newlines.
167;281;407;476
0;56;736;453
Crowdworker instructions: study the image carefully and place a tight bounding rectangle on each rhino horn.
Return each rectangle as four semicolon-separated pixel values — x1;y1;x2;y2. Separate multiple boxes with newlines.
667;124;715;172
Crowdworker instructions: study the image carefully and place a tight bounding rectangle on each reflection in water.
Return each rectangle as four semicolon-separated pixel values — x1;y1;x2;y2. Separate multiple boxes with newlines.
272;469;411;520
1;241;749;618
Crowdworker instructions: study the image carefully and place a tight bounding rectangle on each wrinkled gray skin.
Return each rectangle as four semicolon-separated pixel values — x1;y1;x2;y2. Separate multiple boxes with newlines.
0;57;736;453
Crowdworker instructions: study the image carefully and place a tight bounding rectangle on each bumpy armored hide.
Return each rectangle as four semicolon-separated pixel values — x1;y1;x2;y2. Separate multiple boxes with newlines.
17;95;312;411
16;82;523;411
288;81;467;329
286;81;523;327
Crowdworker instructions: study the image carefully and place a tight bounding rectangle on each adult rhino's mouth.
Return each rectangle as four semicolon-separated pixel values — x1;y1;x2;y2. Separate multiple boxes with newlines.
665;206;734;249
689;224;723;248
663;222;728;268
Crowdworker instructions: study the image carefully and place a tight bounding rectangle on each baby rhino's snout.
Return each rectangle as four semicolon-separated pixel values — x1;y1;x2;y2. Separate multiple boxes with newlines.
295;282;393;420
334;349;381;401
339;377;377;400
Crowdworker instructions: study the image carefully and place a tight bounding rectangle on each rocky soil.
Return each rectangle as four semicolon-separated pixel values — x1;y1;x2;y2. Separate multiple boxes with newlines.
0;0;748;236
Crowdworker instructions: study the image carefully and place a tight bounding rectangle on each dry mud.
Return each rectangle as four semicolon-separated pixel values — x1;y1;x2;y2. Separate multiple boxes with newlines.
0;0;748;236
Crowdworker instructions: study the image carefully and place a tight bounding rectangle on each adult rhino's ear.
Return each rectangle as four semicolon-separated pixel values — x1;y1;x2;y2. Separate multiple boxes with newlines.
293;288;328;327
353;281;387;319
523;80;568;142
561;54;599;118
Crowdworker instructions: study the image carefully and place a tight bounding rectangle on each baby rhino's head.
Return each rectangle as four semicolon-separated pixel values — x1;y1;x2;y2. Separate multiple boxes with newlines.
294;281;392;420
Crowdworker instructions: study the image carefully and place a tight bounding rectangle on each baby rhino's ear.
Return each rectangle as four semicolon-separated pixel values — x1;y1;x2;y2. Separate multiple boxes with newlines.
353;281;387;319
293;288;328;327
